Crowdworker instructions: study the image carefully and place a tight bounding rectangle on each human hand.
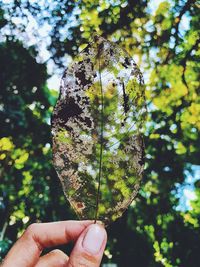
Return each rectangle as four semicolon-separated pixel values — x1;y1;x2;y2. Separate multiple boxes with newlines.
1;220;107;267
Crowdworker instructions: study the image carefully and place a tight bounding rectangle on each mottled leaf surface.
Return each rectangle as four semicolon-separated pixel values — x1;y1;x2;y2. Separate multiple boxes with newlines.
52;35;146;225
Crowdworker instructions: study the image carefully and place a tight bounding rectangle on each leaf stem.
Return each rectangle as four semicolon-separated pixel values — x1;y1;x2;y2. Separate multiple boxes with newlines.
94;56;104;223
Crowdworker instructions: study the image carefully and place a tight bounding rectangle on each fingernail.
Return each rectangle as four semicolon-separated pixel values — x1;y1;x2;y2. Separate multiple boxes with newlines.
82;224;105;254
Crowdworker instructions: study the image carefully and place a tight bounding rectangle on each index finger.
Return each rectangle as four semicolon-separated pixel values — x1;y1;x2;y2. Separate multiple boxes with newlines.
1;220;92;267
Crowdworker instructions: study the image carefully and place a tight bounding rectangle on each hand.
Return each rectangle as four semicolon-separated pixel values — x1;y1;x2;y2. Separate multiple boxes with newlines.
1;220;107;267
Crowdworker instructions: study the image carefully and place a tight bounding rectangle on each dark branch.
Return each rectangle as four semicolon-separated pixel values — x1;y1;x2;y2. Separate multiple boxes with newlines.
164;0;196;64
173;0;195;46
180;38;200;88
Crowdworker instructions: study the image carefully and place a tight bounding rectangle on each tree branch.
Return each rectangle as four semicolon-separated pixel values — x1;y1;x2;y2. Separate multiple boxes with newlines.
164;0;196;64
0;221;8;241
180;38;200;89
173;0;195;45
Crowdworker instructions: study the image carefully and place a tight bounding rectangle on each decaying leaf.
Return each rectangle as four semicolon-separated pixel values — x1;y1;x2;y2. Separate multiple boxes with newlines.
51;35;146;225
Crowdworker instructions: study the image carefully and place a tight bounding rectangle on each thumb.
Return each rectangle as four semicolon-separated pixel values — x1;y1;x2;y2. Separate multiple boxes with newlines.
67;223;107;267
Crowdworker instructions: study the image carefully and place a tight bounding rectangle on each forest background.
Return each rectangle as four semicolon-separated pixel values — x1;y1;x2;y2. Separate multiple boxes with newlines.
0;0;200;266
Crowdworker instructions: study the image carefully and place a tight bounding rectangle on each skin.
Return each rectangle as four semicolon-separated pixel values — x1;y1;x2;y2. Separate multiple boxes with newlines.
0;220;107;267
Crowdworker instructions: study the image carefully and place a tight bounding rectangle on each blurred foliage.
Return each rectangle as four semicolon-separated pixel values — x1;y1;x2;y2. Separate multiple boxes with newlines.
0;0;200;266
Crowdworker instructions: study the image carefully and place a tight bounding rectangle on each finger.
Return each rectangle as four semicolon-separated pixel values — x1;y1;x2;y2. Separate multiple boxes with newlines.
67;223;107;267
1;220;92;267
35;249;69;267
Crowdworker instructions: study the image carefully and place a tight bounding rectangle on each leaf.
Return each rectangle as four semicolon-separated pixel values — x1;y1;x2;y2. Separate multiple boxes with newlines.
51;35;146;225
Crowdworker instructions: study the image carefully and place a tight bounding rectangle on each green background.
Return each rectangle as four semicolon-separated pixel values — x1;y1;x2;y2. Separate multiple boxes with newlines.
0;0;199;266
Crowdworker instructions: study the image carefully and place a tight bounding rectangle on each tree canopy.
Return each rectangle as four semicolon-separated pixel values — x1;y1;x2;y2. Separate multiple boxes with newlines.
0;1;200;266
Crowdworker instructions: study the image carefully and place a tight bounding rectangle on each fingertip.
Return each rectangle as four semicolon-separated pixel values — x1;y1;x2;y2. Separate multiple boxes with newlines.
67;223;107;267
82;223;107;254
